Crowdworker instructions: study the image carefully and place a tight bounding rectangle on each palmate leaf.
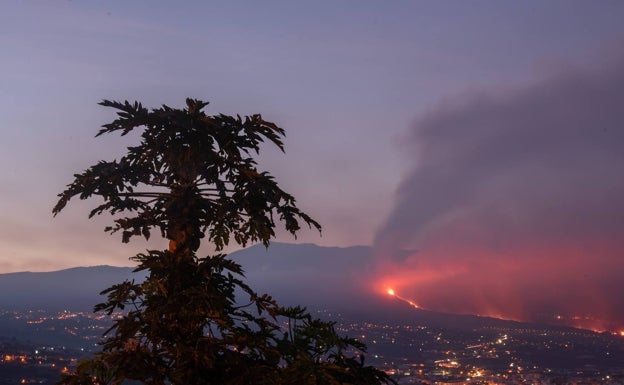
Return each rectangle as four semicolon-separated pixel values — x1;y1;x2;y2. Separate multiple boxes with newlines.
97;100;149;137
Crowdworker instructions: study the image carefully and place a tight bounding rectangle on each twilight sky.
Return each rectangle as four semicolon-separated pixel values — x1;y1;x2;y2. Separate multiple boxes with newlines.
2;0;624;321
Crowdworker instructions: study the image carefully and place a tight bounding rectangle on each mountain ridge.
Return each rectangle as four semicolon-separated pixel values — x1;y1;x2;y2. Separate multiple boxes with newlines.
0;243;595;334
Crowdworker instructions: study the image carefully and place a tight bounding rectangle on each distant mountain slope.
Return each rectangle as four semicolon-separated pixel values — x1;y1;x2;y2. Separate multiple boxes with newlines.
0;243;578;334
0;265;138;310
0;243;374;311
230;243;376;308
0;244;515;331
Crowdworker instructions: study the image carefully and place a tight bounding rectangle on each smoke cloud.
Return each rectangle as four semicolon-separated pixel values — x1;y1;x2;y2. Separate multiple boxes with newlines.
374;54;624;331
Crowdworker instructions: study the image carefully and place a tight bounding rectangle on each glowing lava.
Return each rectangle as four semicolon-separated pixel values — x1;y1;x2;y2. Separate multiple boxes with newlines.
385;288;423;310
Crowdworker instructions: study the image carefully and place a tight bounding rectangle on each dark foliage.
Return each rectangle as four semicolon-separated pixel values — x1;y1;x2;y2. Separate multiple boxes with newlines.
53;99;393;384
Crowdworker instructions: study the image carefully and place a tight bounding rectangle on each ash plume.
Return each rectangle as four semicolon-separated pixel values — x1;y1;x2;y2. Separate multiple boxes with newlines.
374;53;624;331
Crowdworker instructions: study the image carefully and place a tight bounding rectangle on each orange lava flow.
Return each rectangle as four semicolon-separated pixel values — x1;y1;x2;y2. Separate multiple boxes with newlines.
384;287;422;310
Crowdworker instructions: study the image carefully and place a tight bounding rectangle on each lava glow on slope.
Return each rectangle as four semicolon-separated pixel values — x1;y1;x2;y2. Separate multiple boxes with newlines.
383;287;422;310
372;245;624;333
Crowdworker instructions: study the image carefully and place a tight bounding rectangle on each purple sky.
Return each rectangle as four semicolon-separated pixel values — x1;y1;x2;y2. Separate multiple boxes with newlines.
2;1;624;277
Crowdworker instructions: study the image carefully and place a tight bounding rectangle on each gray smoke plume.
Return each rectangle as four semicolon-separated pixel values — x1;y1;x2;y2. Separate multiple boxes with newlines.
373;54;624;330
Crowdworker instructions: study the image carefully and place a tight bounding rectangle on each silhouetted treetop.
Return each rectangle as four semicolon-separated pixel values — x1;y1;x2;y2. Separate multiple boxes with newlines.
53;98;392;385
53;98;320;251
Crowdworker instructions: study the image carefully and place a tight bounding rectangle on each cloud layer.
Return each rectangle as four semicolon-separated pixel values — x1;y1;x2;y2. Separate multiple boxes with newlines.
374;55;624;331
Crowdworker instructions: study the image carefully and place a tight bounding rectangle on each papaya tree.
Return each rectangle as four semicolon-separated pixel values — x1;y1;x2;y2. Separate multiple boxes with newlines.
53;99;393;384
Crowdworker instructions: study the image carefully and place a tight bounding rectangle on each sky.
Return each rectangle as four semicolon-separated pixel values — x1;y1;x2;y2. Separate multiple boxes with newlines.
1;0;624;327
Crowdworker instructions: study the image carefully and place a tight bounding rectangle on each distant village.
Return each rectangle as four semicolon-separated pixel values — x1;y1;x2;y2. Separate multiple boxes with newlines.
1;308;623;385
